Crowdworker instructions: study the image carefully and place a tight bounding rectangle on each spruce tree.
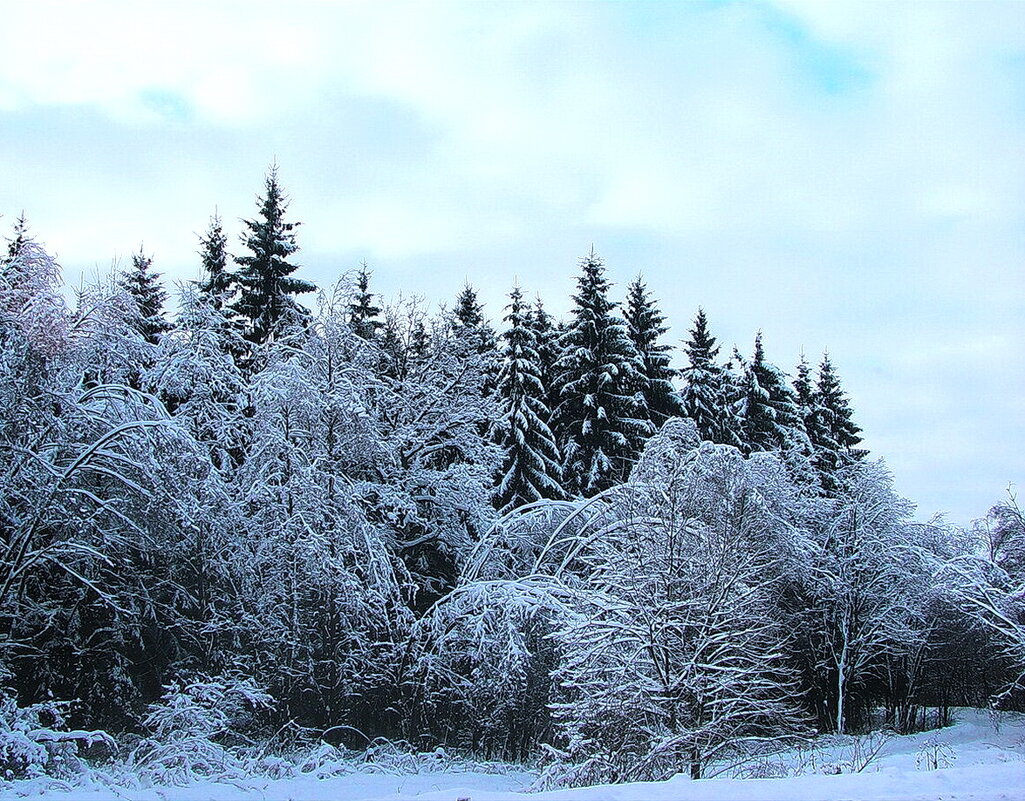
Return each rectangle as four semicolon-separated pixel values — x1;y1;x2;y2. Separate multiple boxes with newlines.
233;165;315;344
624;276;685;429
452;282;499;395
409;319;429;361
526;296;561;418
452;282;498;355
553;248;651;496
495;286;564;511
738;332;803;453
197;212;232;310
679;308;730;444
5;212;30;262
348;261;383;340
379;316;406;380
812;353;865;487
793;351;820;454
793;352;815;420
2;214;32;290
719;348;748;450
119;246;170;345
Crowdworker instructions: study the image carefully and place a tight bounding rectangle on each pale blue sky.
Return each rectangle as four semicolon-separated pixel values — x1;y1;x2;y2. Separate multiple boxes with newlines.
2;1;1022;525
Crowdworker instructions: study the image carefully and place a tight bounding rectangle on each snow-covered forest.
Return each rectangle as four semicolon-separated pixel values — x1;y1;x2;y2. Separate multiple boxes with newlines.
1;169;1023;793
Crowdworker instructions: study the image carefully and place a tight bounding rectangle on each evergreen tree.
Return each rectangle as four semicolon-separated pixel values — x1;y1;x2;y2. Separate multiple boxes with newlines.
379;314;406;380
452;282;498;355
793;352;815;419
553;249;651;496
624;276;685;429
119;246;170;345
812;353;865;486
718;349;748;450
409;319;429;361
5;212;30;262
526;296;561;418
233;165;315;345
348;261;383;340
738;332;803;453
793;351;820;454
196;212;232;310
451;282;499;396
679;308;731;444
495;286;564;511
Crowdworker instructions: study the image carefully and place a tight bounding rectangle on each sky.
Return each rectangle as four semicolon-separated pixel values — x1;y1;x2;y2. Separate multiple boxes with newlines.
1;1;1022;526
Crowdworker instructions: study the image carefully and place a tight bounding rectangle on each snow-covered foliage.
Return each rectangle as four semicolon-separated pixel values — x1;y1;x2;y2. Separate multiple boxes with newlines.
128;676;272;785
0;693;113;782
403;579;567;760
941;493;1025;705
680;309;736;447
623;276;684;428
495;286;563;511
0;189;1018;796
540;435;810;785
552;249;651;496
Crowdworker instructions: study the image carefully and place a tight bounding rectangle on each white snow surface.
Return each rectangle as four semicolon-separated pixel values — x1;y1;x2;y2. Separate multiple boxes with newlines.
13;709;1025;801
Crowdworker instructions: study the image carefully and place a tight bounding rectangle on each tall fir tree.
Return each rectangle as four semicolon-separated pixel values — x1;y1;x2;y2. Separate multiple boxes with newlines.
553;248;651;496
738;332;804;454
793;352;815;421
5;212;30;262
526;296;561;419
451;282;499;394
2;214;33;292
720;347;748;449
233;165;315;345
680;308;738;446
793;352;820;452
409;319;429;361
348;261;383;340
119;246;170;346
452;282;498;355
811;353;865;490
624;276;685;429
196;212;232;310
495;286;564;511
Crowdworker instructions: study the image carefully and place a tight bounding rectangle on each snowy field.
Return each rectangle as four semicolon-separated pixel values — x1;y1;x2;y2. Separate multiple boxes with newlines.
9;709;1025;801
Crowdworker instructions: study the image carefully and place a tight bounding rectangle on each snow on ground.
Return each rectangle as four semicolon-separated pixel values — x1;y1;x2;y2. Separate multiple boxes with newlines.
12;709;1025;801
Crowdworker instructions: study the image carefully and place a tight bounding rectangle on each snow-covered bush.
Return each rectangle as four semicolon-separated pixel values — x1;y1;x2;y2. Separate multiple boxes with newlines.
403;578;568;760
940;493;1025;707
916;734;955;771
128;675;273;785
0;692;114;782
538;442;809;786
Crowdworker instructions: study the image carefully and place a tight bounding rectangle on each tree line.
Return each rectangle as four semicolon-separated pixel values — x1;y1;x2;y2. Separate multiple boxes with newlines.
0;167;1021;785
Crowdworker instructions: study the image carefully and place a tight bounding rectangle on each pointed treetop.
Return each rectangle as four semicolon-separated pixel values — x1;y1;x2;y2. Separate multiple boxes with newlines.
349;261;384;340
452;281;497;356
454;281;485;329
119;245;170;345
684;307;720;364
5;212;31;261
553;248;651;496
740;331;804;454
197;211;232;309
233;164;315;344
624;274;684;428
794;351;814;409
496;283;563;510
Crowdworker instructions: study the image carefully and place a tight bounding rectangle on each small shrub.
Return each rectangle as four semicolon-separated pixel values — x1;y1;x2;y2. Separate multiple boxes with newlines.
916;735;955;771
0;692;115;782
128;673;273;786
